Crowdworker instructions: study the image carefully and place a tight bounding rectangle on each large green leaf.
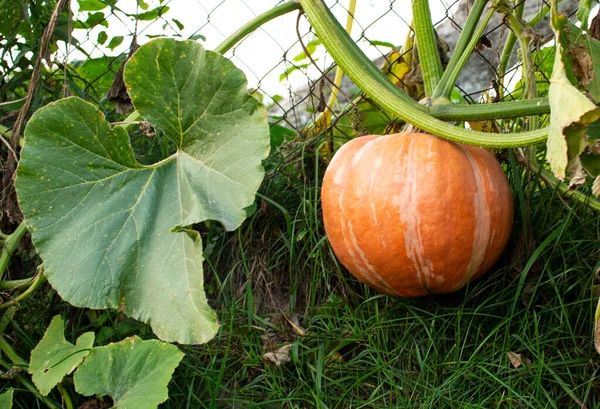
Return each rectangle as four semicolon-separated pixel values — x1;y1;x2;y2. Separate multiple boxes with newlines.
74;336;183;409
15;38;270;344
29;315;94;396
0;390;13;409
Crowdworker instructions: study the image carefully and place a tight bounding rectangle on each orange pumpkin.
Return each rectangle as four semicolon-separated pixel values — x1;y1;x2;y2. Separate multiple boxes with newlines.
321;133;513;297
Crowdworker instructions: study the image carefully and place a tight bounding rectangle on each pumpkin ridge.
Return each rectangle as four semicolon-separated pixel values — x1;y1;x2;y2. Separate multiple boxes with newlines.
400;136;433;293
334;139;400;295
454;144;492;291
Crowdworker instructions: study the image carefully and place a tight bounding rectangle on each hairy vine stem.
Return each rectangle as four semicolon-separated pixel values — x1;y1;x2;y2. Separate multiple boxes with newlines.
306;0;357;155
412;0;443;96
433;7;496;102
0;222;27;281
0;266;46;310
298;0;547;147
433;0;489;101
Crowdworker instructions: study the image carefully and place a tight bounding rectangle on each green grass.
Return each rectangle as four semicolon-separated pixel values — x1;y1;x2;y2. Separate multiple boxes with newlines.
163;141;600;408
3;137;600;408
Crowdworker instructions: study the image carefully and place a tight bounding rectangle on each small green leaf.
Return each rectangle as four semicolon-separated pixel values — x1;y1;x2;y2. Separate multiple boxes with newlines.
547;14;600;179
577;0;594;30
581;152;600;177
73;12;108;29
136;0;149;10
172;18;184;30
106;36;124;50
189;34;206;41
135;6;169;21
364;39;396;49
588;118;600;140
29;316;94;396
78;0;108;11
74;337;183;409
0;389;13;409
280;62;313;81
97;30;108;45
292;39;321;62
269;123;295;151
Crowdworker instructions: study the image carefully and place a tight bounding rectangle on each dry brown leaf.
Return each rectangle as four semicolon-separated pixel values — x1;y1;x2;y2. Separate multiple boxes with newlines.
569;44;594;86
507;351;531;368
262;344;292;367
568;158;588;190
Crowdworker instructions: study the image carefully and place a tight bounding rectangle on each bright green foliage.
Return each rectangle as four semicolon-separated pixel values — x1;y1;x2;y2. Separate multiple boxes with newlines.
0;390;13;409
583;35;600;102
74;336;183;409
77;0;109;12
15;38;270;344
577;0;594;30
29;316;94;396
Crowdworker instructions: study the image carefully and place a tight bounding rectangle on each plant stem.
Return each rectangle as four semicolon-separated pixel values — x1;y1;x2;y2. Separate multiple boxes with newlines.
429;97;548;120
0;277;35;290
0;222;27;281
57;382;74;409
412;0;443;96
307;0;356;152
0;334;27;367
432;8;495;101
432;0;489;100
504;13;535;100
0;266;46;310
214;1;302;55
298;0;547;147
0;358;60;409
498;31;517;96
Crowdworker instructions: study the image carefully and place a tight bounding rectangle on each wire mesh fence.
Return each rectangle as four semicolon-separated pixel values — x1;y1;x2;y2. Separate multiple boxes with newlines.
0;0;581;156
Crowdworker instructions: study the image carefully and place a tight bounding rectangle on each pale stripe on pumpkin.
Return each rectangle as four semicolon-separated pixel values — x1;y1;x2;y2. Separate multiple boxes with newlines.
337;161;399;295
399;137;435;292
455;145;492;290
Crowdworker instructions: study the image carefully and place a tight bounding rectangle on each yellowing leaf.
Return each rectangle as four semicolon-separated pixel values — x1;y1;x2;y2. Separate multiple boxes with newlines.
547;21;600;180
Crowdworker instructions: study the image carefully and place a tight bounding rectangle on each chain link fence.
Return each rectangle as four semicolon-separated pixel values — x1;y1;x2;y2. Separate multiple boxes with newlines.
1;0;580;156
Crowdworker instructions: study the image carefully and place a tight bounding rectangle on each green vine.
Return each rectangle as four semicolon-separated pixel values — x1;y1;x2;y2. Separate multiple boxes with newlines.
432;0;489;100
412;0;443;96
298;0;547;147
0;222;27;281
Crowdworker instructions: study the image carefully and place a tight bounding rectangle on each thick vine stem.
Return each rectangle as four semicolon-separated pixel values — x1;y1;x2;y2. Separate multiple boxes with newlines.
0;222;27;281
429;97;549;120
307;0;357;156
432;0;489;100
298;0;547;147
412;0;443;96
432;8;495;102
0;266;46;310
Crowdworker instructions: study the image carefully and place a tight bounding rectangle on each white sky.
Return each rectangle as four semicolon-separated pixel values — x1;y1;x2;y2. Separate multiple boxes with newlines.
70;0;453;102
